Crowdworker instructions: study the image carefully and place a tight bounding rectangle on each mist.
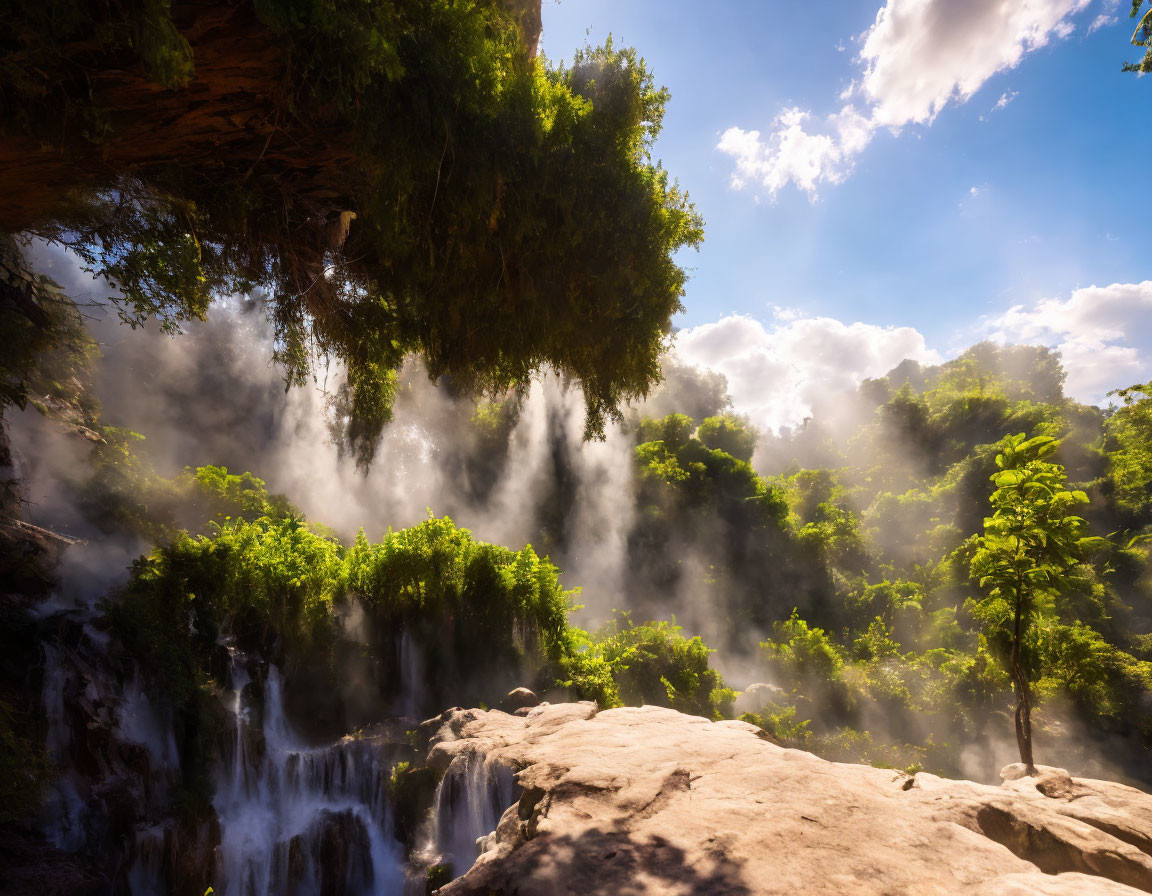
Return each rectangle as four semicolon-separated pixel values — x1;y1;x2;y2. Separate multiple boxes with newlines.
12;244;1152;789
13;245;740;640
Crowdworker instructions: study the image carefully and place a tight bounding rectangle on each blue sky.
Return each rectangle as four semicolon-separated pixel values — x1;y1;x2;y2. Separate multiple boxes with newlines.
540;0;1152;429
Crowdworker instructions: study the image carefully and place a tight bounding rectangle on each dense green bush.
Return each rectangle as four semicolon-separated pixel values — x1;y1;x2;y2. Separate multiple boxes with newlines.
696;413;758;463
108;496;735;737
560;615;734;720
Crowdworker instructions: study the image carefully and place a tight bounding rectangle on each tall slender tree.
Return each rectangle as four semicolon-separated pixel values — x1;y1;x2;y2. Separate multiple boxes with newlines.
970;434;1091;774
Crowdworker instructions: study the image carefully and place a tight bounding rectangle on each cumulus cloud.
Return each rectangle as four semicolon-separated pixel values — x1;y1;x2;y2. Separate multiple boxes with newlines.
981;281;1152;402
673;312;942;432
718;0;1091;198
718;105;873;197
672;280;1152;436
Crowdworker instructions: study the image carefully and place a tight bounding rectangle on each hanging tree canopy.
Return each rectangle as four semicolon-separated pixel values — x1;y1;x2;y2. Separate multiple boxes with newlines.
0;0;703;463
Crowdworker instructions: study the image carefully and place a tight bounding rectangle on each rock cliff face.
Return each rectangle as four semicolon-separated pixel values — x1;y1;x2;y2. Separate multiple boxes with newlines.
423;702;1152;895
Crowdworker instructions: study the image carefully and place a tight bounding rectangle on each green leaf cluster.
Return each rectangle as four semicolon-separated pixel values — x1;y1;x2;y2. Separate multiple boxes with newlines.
559;614;734;720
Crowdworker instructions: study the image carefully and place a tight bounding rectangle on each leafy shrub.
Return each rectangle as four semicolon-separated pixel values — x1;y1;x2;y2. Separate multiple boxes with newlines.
696;413;758;462
559;615;733;719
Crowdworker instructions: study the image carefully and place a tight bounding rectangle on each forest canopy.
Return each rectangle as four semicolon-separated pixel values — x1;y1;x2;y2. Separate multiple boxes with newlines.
0;0;703;463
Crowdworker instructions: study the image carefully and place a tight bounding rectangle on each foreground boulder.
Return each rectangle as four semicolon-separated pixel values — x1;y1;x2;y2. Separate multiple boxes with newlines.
499;687;541;713
423;703;1152;895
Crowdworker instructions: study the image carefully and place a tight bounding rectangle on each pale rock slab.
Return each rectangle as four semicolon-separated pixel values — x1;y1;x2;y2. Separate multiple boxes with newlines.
421;703;1152;895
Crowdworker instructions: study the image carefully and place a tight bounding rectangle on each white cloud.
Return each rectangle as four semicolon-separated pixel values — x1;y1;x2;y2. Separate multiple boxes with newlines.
673;280;1152;435
718;0;1090;198
717;105;871;197
858;0;1087;126
1088;13;1118;32
981;281;1152;402
673;313;942;432
994;90;1019;110
960;182;990;209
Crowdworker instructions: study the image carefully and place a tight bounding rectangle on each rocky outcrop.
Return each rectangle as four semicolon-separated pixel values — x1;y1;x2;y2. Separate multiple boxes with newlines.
0;0;544;233
422;703;1152;895
499;687;541;714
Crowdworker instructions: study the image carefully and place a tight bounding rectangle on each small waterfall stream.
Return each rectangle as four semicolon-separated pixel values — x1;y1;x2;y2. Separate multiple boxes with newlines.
402;751;517;893
394;631;426;720
432;755;516;874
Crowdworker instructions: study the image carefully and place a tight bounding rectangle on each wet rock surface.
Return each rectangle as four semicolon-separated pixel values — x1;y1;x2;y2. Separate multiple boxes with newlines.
421;703;1152;896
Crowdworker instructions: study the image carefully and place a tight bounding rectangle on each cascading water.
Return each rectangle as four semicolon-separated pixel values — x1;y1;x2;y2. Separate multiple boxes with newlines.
39;641;88;854
433;755;515;874
37;622;521;894
212;651;408;896
405;752;517;892
395;630;426;720
35;610;194;895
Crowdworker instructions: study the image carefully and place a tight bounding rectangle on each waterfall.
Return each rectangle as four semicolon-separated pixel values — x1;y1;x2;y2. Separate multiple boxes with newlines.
39;641;87;854
212;652;408;896
395;630;426;720
405;751;517;892
116;670;180;771
39;617;186;894
38;628;515;894
434;755;515;873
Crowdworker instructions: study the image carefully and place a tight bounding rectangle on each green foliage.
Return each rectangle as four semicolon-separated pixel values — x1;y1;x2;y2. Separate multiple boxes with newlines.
561;615;733;719
628;415;805;637
106;479;738;742
711;348;1152;778
782;468;838;526
763;610;844;683
1037;621;1152;724
555;627;622;708
3;3;703;462
425;864;452;892
635;425;787;522
387;759;439;845
108;513;345;702
346;515;573;664
851;618;903;661
797;503;869;573
1104;384;1152;527
1126;2;1152;72
844;580;923;632
696;413;758;462
740;703;810;743
970;434;1090;647
636;413;695;450
0;235;97;421
186;466;293;525
111;506;584;714
968;432;1091;767
0;0;194;117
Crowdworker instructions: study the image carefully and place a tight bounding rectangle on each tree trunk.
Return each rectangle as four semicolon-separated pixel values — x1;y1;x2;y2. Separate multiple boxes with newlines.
1010;594;1036;774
